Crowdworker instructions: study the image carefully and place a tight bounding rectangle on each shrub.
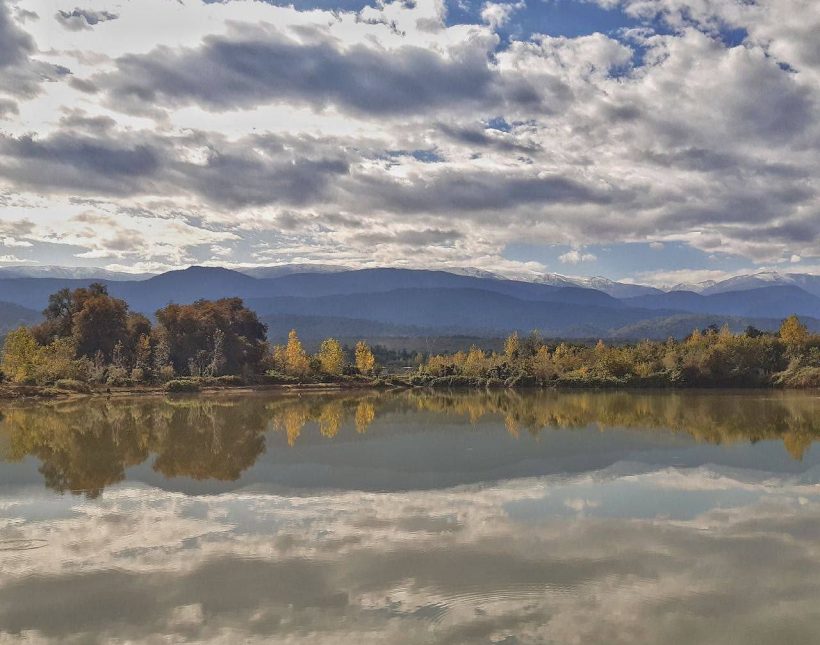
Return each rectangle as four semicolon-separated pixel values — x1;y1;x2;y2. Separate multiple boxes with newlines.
106;366;130;386
776;366;820;389
216;374;244;386
130;367;146;383
54;379;91;393
158;365;176;382
165;379;200;392
263;371;301;385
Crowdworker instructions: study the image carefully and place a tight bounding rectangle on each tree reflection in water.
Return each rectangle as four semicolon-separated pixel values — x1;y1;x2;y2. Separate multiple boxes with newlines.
1;390;819;497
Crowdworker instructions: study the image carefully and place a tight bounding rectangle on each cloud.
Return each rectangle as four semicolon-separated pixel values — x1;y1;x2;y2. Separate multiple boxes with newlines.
0;0;33;69
350;228;463;247
94;22;544;118
0;0;818;275
0;129;350;207
481;0;525;29
559;249;597;264
0;0;71;98
0;97;17;118
55;8;118;31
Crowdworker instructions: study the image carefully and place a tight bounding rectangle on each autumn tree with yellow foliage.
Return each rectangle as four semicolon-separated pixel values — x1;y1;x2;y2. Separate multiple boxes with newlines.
780;315;809;352
416;318;820;389
317;338;345;375
284;329;310;376
504;331;520;362
355;340;376;375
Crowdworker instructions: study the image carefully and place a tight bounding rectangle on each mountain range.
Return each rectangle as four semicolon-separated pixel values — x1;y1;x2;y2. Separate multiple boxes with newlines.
0;265;816;340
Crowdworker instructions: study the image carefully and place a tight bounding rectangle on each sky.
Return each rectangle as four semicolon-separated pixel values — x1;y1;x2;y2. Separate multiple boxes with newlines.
0;0;818;285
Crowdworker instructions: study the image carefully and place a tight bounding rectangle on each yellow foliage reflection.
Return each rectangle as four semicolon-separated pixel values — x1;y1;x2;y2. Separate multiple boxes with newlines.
1;390;819;497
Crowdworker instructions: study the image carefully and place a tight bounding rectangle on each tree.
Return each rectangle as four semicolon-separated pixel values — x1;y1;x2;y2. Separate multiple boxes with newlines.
284;329;310;376
34;288;73;343
155;298;268;375
71;289;130;360
134;334;152;372
531;345;553;382
1;327;42;383
504;332;520;362
209;328;226;376
780;315;809;350
31;283;132;362
317;338;344;376
355;341;376;375
38;338;82;382
271;344;287;372
111;340;125;369
463;345;487;378
522;330;544;357
152;329;173;380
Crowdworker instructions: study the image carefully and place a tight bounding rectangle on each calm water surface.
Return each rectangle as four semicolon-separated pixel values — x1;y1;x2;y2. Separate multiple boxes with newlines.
2;390;820;644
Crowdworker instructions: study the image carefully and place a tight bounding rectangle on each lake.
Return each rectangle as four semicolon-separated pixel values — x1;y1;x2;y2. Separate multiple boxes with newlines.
1;389;820;644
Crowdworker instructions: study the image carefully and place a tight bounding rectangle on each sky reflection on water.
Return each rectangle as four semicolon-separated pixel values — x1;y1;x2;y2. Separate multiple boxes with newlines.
1;390;820;644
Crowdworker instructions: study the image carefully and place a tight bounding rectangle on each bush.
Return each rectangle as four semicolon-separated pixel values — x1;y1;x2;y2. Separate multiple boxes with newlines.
158;365;176;382
430;375;478;388
54;379;91;393
130;367;146;383
165;379;200;392
216;374;244;386
263;371;301;385
106;366;130;386
776;366;820;389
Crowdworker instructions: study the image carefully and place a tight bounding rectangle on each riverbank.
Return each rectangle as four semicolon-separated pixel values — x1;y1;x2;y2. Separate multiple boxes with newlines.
2;366;819;401
0;378;393;401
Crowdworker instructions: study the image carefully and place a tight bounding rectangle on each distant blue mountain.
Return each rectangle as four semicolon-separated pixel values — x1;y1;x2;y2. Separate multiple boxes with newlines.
623;285;820;319
0;266;621;312
0;266;816;339
247;287;652;336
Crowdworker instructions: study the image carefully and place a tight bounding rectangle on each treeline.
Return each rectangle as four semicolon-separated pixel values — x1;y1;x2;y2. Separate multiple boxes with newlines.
0;284;378;389
409;317;820;388
2;283;818;391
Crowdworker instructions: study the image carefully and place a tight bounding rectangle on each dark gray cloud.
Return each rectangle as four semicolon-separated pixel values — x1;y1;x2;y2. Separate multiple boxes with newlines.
0;0;71;97
178;147;349;208
0;128;350;208
55;8;119;31
0;97;17;118
437;122;541;154
0;132;163;196
0;124;617;216
0;0;34;69
351;228;463;247
95;24;546;117
357;169;621;214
